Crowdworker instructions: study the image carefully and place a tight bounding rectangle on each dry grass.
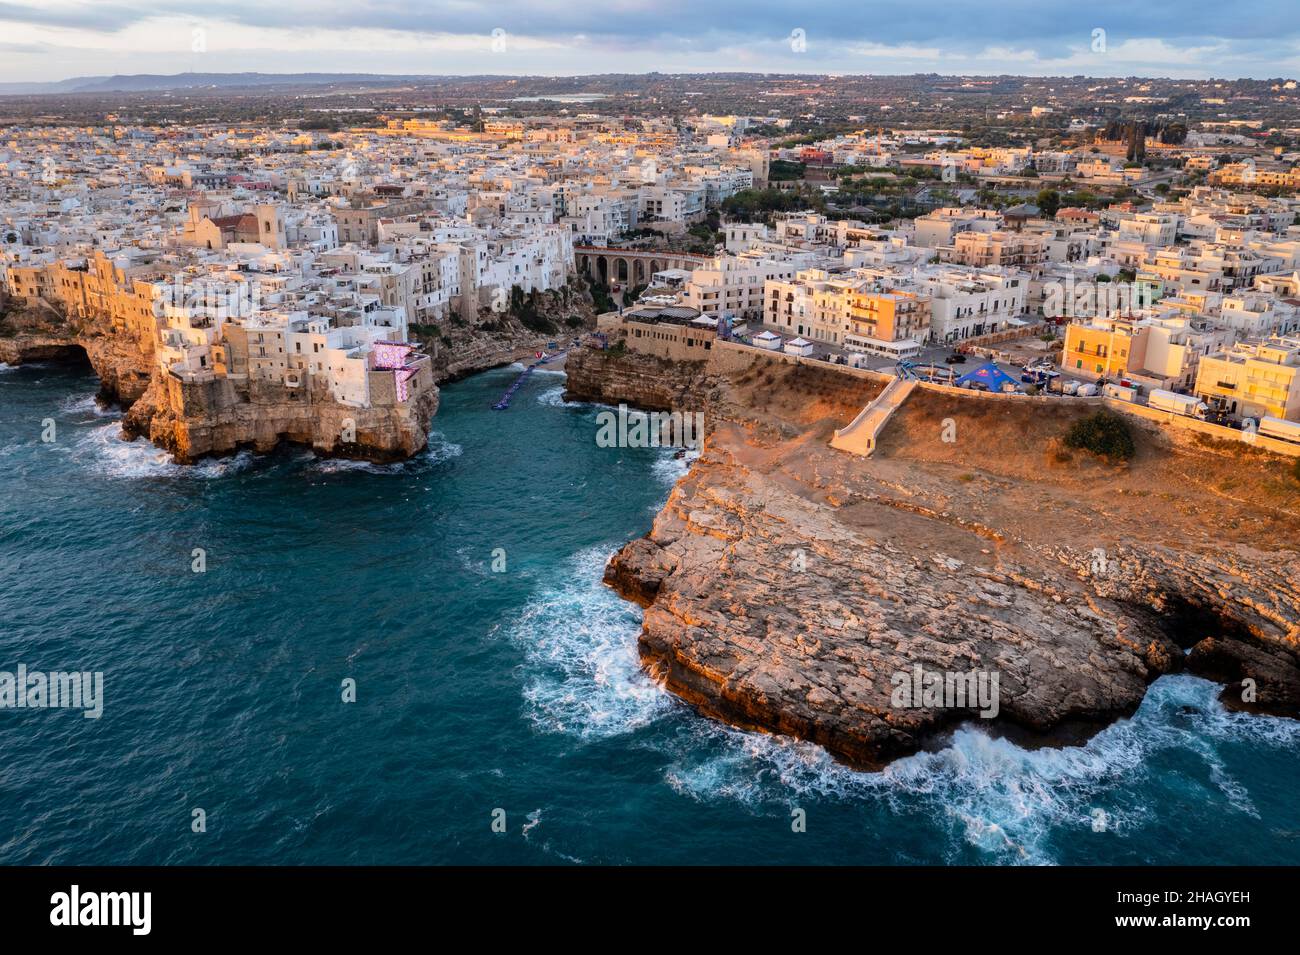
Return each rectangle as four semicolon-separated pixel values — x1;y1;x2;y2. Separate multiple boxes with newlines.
872;388;1300;539
724;357;884;430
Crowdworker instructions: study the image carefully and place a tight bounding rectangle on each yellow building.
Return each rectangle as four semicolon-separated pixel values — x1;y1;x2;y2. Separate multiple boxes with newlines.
1062;318;1139;379
1194;337;1300;421
845;286;930;348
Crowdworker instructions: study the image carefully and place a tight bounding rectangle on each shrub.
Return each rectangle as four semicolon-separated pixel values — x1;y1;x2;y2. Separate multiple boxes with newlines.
1063;410;1135;462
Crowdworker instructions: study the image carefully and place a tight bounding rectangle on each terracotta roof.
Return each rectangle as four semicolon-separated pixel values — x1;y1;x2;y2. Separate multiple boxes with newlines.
209;213;257;231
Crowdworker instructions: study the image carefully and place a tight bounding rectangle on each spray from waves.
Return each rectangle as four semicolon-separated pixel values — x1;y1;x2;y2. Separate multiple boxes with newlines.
424;431;464;464
310;457;400;476
504;426;689;736
72;423;254;479
507;545;672;739
307;431;463;475
662;674;1300;864
60;393;117;418
537;385;600;411
537;385;568;408
650;450;694;487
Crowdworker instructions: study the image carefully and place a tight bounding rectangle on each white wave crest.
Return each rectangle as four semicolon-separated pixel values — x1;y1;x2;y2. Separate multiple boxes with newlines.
427;432;463;463
661;674;1300;864
536;385;568;407
509;546;671;739
59;393;116;418
73;423;253;479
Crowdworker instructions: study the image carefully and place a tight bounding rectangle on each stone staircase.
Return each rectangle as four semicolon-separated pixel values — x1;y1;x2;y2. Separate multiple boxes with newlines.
830;376;917;456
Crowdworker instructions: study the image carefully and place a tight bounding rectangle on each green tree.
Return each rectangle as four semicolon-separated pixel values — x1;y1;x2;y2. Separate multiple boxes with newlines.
1036;188;1061;218
1064;411;1135;462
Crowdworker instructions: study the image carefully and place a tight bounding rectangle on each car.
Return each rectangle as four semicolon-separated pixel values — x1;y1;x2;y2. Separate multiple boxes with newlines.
944;353;967;364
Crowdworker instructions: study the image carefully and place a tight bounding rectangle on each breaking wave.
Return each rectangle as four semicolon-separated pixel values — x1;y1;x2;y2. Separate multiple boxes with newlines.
59;393;116;418
650;450;693;487
426;431;464;463
536;385;567;407
72;423;254;479
661;674;1300;864
507;545;672;739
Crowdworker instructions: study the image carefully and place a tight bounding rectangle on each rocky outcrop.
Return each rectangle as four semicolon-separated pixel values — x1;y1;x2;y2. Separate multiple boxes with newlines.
418;278;600;384
2;302;438;464
597;361;1300;769
123;364;438;464
0;329;153;407
564;346;715;411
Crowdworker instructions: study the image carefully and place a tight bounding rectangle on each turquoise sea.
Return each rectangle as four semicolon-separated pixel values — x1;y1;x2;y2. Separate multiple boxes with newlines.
1;359;1298;865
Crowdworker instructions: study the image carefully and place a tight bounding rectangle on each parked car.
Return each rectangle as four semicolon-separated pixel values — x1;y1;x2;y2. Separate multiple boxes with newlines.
944;353;967;364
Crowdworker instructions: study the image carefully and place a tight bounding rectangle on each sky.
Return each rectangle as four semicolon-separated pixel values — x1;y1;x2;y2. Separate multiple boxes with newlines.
0;0;1297;83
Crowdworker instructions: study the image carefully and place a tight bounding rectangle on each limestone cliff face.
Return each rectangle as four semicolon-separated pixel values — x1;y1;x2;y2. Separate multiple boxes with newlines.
596;359;1300;769
123;364;438;464
564;346;714;411
608;434;1177;768
2;303;438;464
422;279;599;384
0;328;153;407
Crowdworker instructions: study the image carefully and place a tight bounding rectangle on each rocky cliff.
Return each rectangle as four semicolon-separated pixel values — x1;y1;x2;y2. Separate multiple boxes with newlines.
1;300;438;464
0;309;154;407
122;366;439;464
599;355;1300;768
419;277;600;384
564;345;715;410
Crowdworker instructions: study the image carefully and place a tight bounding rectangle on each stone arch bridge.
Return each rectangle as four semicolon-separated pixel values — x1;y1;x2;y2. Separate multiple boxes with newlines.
574;246;711;288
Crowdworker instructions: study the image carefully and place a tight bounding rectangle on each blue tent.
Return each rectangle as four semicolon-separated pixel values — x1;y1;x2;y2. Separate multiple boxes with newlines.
955;361;1018;392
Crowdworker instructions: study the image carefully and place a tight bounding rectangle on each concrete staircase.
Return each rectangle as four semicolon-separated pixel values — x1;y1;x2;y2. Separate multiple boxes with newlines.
830;377;917;457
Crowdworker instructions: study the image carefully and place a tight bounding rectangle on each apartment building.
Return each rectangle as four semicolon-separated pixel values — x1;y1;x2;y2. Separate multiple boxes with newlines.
912;207;1003;249
682;254;800;321
1062;317;1143;380
1195;337;1300;420
843;280;931;358
762;269;930;358
938;230;1046;275
913;266;1027;343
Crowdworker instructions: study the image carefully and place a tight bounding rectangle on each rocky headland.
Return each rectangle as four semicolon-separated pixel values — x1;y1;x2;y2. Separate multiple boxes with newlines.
572;346;1300;769
1;278;599;464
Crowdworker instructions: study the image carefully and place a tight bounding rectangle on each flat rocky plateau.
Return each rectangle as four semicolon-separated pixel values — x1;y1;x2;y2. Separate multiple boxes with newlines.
571;349;1300;769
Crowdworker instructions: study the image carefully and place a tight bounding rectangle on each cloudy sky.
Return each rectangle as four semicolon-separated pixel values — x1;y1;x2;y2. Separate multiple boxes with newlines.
0;0;1297;83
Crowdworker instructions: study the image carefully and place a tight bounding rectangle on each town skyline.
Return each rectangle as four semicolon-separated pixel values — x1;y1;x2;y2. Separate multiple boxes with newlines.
0;0;1297;83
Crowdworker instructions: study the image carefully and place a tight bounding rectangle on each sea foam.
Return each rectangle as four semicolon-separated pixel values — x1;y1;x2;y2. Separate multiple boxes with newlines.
662;674;1299;864
509;545;671;739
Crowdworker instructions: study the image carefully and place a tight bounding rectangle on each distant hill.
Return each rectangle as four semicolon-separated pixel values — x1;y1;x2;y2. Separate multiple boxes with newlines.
0;72;473;95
